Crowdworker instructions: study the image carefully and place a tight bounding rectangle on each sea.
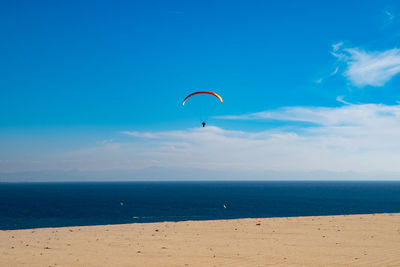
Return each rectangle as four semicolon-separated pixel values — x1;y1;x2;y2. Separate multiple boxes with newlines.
1;181;400;230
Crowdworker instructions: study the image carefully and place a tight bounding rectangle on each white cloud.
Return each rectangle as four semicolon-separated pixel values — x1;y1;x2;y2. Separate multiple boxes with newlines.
30;103;400;176
333;47;400;87
4;104;400;179
211;103;400;172
218;103;400;126
345;48;400;87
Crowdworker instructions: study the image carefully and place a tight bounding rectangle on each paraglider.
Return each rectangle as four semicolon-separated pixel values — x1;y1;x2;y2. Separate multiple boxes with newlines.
182;91;223;127
182;91;223;106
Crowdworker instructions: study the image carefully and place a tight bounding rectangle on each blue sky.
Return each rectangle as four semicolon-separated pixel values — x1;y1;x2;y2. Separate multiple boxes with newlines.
2;0;400;180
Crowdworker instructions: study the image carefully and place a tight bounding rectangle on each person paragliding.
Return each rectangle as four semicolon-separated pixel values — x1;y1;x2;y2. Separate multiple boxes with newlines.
182;91;223;127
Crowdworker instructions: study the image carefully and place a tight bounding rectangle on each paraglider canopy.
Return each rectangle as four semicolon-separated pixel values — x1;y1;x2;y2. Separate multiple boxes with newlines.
182;91;223;106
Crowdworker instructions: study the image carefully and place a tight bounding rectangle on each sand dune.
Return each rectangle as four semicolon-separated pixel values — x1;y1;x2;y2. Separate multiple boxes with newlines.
1;213;400;266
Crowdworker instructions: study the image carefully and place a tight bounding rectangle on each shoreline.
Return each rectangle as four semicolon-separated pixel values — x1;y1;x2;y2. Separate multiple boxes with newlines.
2;213;400;266
1;212;399;231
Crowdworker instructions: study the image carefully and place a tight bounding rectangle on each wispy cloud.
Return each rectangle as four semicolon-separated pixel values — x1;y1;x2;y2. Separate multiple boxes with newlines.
217;102;400;126
314;44;341;84
332;46;400;87
344;48;400;87
99;139;113;145
331;66;339;75
383;6;396;24
332;42;343;52
385;10;395;21
335;96;351;105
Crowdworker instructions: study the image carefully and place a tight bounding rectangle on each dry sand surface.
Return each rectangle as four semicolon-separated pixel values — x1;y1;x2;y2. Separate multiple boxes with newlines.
1;213;400;266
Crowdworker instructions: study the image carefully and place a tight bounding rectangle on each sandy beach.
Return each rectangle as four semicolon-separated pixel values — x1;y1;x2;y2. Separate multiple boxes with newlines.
1;213;400;266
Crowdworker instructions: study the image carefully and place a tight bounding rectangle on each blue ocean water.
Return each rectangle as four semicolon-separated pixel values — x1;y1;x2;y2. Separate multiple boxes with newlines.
1;181;400;230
